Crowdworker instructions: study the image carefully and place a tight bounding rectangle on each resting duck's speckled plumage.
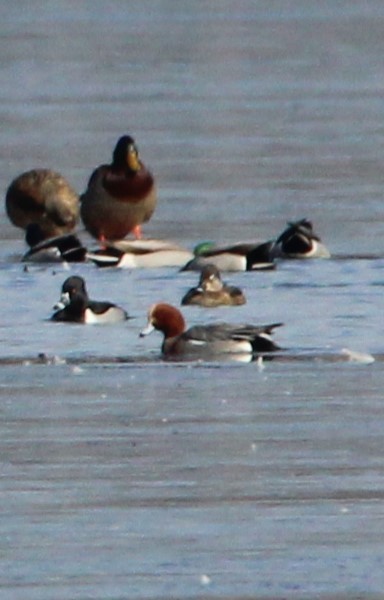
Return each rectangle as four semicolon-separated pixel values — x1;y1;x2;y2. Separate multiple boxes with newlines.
140;302;282;359
181;264;246;307
5;169;79;238
80;135;157;241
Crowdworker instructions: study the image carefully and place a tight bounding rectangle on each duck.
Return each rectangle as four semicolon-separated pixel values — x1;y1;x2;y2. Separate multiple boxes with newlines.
22;223;87;263
5;169;79;238
80;135;156;241
51;276;128;323
181;240;275;272
140;302;282;359
87;238;193;269
181;264;246;307
270;219;331;259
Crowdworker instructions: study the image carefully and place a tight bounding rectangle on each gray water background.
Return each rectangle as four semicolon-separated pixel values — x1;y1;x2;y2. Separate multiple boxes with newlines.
1;1;384;598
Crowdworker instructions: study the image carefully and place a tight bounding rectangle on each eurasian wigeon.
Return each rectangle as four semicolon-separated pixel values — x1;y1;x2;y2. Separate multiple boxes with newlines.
181;264;246;307
140;302;282;359
52;276;128;324
80;135;156;241
5;169;79;238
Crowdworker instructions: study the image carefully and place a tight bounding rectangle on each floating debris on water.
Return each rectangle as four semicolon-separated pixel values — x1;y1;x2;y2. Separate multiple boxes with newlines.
341;348;375;364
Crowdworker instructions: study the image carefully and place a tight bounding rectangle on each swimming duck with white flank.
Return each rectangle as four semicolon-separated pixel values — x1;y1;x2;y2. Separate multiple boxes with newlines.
140;303;282;360
270;219;331;259
87;238;193;269
181;264;246;307
181;240;275;272
5;169;79;238
51;276;128;324
80;135;156;241
22;224;87;263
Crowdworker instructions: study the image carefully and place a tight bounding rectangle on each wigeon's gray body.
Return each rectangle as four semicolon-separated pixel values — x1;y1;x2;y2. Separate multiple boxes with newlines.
140;303;282;360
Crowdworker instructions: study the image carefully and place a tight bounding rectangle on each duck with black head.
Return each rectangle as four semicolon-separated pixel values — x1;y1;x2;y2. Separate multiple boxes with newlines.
51;276;128;324
271;219;331;259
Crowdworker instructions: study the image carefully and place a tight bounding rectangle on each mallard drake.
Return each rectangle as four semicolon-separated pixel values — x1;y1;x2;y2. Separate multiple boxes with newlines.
80;135;156;241
140;303;282;359
181;264;246;307
52;276;128;324
22;223;86;263
87;238;193;268
5;169;79;238
181;241;275;272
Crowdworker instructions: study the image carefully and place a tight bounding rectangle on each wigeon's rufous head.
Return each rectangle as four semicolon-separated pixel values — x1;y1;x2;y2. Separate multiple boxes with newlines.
140;303;186;339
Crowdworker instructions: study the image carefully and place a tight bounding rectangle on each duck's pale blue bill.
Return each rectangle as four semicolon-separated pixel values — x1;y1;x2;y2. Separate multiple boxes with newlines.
139;322;155;337
53;292;70;310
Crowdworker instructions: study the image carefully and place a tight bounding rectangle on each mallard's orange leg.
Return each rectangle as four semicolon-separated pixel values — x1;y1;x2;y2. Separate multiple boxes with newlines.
132;225;142;239
99;233;107;249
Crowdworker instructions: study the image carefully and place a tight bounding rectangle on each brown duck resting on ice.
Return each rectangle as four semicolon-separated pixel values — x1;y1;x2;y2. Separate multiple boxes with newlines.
80;135;157;241
5;169;79;238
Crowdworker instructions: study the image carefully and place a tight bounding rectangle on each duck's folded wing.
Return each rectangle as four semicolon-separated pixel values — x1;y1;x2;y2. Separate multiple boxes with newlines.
87;247;123;267
185;322;282;342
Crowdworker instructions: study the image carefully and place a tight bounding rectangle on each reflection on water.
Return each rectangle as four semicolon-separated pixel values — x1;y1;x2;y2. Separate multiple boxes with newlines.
1;1;384;598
